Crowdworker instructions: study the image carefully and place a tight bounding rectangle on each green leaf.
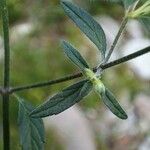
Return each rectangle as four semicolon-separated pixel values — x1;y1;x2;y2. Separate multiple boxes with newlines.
62;41;89;70
17;97;45;150
61;1;107;59
30;80;93;118
123;0;138;8
140;17;150;36
101;88;128;119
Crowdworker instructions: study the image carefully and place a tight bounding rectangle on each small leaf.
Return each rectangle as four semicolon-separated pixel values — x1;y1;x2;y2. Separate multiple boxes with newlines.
30;80;93;118
140;17;150;36
62;41;89;70
61;1;107;58
101;88;128;119
17;97;45;150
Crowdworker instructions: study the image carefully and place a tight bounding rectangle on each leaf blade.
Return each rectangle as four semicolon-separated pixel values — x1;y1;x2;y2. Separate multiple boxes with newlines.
30;80;93;118
17;98;45;150
62;41;89;70
61;1;107;58
140;17;150;36
101;88;128;119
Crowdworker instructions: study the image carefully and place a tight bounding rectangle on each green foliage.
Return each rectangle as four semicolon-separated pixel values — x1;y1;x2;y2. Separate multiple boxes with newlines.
0;0;149;149
101;88;127;119
62;41;89;70
7;0;26;24
17;97;45;150
61;1;107;59
30;0;129;120
140;17;150;36
31;80;92;118
128;0;150;18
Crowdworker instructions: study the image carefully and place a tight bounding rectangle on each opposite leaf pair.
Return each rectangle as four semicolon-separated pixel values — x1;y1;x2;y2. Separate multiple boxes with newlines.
30;1;127;119
30;40;127;119
16;0;149;149
62;41;127;120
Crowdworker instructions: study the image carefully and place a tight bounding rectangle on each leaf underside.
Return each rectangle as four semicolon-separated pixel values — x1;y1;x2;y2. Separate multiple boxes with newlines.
31;80;93;118
140;17;150;36
18;98;45;150
101;88;128;119
61;1;107;59
62;41;89;70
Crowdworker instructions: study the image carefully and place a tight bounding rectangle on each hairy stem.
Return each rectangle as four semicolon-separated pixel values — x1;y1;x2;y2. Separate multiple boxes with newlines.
100;17;128;67
10;46;150;93
0;0;10;149
106;17;128;62
97;16;128;72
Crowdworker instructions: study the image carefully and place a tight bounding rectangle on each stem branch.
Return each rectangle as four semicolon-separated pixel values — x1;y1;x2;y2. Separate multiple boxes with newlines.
100;17;128;67
10;46;150;93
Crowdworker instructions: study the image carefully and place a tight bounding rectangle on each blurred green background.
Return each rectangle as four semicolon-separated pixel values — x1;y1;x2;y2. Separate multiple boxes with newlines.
0;0;149;150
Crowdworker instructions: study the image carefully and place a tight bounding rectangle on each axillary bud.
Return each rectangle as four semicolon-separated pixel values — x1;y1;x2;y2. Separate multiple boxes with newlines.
84;68;105;94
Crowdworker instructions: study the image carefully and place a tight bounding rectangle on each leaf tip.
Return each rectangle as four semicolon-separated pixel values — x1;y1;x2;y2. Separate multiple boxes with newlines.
61;39;67;46
60;0;67;7
61;40;69;53
120;112;128;120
